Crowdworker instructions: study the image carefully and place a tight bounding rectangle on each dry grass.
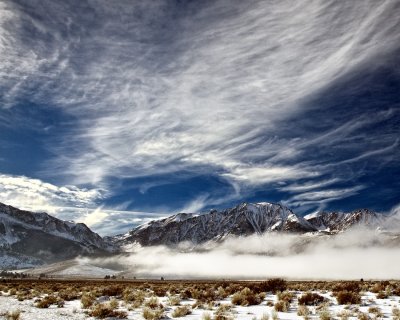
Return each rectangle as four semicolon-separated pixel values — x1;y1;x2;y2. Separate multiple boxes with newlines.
1;277;400;320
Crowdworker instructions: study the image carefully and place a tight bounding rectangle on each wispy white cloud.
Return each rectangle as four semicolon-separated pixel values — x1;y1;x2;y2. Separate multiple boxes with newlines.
0;0;399;211
0;174;104;214
286;186;366;208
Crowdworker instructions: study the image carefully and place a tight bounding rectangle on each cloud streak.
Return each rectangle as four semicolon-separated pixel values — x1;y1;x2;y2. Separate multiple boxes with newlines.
0;0;399;215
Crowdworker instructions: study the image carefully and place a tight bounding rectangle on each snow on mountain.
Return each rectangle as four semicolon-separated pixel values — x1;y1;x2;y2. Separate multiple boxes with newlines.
304;209;384;232
114;202;389;247
115;202;316;246
0;202;114;268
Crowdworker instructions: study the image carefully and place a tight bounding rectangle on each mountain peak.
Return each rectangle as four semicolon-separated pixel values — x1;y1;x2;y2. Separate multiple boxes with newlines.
0;202;114;269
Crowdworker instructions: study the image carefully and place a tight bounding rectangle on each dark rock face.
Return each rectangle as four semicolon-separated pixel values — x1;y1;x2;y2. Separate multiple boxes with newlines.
114;202;387;247
0;202;114;268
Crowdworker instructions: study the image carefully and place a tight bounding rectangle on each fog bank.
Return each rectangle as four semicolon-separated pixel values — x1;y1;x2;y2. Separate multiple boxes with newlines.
80;228;400;280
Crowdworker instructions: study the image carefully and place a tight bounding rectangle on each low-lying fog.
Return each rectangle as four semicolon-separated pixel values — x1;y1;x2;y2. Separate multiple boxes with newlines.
79;228;400;280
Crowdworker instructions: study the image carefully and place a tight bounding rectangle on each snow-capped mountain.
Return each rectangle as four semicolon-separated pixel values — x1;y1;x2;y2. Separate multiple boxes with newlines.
0;202;114;268
304;209;384;233
1;201;392;269
114;202;387;247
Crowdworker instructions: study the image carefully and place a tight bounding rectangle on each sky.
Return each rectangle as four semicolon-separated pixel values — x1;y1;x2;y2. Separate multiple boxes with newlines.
0;0;399;236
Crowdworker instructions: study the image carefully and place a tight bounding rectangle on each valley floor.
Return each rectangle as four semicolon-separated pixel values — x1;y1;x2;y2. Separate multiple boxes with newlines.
0;279;399;320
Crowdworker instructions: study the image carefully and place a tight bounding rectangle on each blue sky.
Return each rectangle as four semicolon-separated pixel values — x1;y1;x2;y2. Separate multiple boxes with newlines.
0;0;399;236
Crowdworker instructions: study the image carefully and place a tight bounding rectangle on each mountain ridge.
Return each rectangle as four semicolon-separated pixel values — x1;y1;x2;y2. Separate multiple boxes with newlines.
0;202;114;268
0;201;393;269
113;201;386;247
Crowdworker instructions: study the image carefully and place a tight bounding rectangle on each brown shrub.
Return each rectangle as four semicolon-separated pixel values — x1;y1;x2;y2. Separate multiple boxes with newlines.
101;285;124;297
261;278;287;293
145;296;162;309
274;300;289;312
231;287;265;306
81;292;96;308
277;291;295;303
5;310;21;320
298;292;325;306
35;295;58;308
171;305;192;317
333;282;360;293
142;307;165;320
297;305;310;317
89;303;127;319
335;291;361;305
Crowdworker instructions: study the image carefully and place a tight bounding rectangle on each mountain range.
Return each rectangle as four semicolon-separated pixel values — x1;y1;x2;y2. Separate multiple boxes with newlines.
0;202;113;268
0;201;394;269
113;202;385;247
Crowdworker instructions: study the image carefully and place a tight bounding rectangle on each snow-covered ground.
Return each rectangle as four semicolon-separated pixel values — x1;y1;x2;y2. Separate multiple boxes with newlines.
0;290;400;320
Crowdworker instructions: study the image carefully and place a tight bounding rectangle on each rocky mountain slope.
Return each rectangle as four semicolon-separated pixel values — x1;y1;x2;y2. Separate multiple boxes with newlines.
114;202;387;247
0;201;393;269
0;202;113;268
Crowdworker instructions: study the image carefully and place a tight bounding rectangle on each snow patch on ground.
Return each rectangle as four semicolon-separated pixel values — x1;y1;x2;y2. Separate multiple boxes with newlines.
0;291;399;320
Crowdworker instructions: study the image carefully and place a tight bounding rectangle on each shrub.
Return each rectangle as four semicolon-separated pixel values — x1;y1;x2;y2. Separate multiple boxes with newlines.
109;298;119;309
261;278;287;293
333;282;361;293
338;310;351;320
214;304;234;320
180;288;192;299
216;286;229;299
153;286;168;297
368;306;382;317
123;288;146;308
392;306;400;320
89;303;127;319
274;300;289;312
168;294;181;306
277;291;294;303
142;307;165;320
375;291;388;299
145;296;162;309
35;295;58;308
297;305;310;317
202;312;212;320
357;312;370;320
298;292;325;306
319;307;332;320
5;310;21;320
81;292;96;308
260;314;270;320
271;310;279;320
172;305;192;318
231;287;265;306
101;285;124;297
335;291;361;305
370;282;386;293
